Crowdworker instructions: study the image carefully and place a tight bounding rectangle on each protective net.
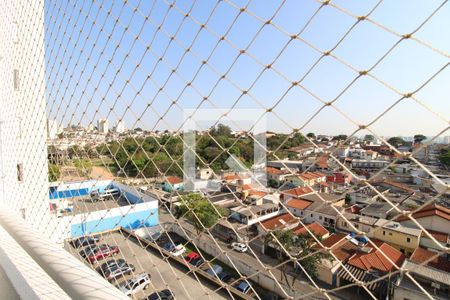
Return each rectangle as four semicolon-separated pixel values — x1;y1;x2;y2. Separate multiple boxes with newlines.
2;0;450;299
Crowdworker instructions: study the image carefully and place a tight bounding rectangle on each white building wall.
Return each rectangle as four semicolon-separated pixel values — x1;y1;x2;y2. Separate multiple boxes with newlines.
0;1;50;234
400;216;448;234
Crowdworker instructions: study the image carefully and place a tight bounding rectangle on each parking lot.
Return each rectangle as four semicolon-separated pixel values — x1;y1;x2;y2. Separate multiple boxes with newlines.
67;230;230;299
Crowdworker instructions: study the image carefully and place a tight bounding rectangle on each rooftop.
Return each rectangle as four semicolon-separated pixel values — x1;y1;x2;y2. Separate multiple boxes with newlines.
292;222;329;238
286;198;313;210
259;213;298;231
410;247;450;273
281;186;314;198
397;203;450;222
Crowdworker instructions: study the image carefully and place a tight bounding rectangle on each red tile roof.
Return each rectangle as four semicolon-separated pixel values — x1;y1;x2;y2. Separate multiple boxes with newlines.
316;155;329;169
410;247;450;272
286;199;313;210
266;167;289;175
281;186;314;198
260;213;298;231
298;171;326;181
317;234;357;261
223;174;240;181
248;189;268;197
242;184;252;190
166;176;183;184
397;203;450;222
292;222;329;238
321;233;348;248
348;242;405;272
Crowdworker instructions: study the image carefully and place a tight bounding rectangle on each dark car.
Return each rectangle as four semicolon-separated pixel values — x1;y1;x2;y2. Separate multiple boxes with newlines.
70;235;100;248
233;281;251;294
217;271;232;283
189;257;204;268
163;242;175;252
147;289;174;300
97;258;126;274
104;263;135;281
79;244;98;258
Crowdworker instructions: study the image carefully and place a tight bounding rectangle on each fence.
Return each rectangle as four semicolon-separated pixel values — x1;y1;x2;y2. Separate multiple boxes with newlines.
0;0;449;299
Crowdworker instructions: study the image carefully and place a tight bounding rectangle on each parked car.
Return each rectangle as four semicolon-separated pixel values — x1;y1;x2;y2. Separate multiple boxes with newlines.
163;242;176;252
231;242;248;253
119;273;151;296
189;257;204;268
206;264;223;278
97;258;126;274
184;252;200;263
170;244;186;257
104;263;135;281
70;235;99;248
217;271;232;283
146;289;174;300
233;281;251;294
84;244;120;263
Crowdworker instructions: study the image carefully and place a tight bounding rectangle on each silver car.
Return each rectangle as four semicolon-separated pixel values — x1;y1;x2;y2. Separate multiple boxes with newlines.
119;273;151;296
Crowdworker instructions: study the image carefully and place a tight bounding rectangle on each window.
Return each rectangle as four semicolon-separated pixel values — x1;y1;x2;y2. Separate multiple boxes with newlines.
389;232;393;236
383;230;385;235
310;214;313;218
319;216;322;220
17;163;23;182
406;237;411;243
13;69;20;90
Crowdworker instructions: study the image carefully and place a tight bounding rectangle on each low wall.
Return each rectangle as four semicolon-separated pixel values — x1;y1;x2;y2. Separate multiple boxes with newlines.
70;201;158;237
49;180;113;199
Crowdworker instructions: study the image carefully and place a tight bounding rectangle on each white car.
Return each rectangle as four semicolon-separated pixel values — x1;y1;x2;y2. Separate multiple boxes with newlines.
119;273;151;296
231;242;248;253
170;244;186;257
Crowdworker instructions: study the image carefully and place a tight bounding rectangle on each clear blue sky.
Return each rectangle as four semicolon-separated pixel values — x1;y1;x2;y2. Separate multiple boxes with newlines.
44;0;450;138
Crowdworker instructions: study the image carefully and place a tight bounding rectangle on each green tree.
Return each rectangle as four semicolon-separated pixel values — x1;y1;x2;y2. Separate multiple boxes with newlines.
414;134;427;144
364;134;374;142
438;148;450;168
333;134;348;141
345;194;352;205
48;163;60;182
264;229;331;287
306;132;315;139
177;193;227;234
387;136;405;148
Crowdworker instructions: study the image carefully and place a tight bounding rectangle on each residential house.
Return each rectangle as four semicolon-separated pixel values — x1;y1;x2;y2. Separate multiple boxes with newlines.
315;233;359;286
394;247;450;300
286;193;345;229
292;222;329;240
371;220;422;256
229;203;280;226
337;213;379;234
336;240;405;299
360;202;400;219
397;203;450;233
256;213;299;236
351;158;389;170
266;167;291;187
280;186;314;202
284;171;327;187
420;229;449;252
326;172;352;186
162;176;184;192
